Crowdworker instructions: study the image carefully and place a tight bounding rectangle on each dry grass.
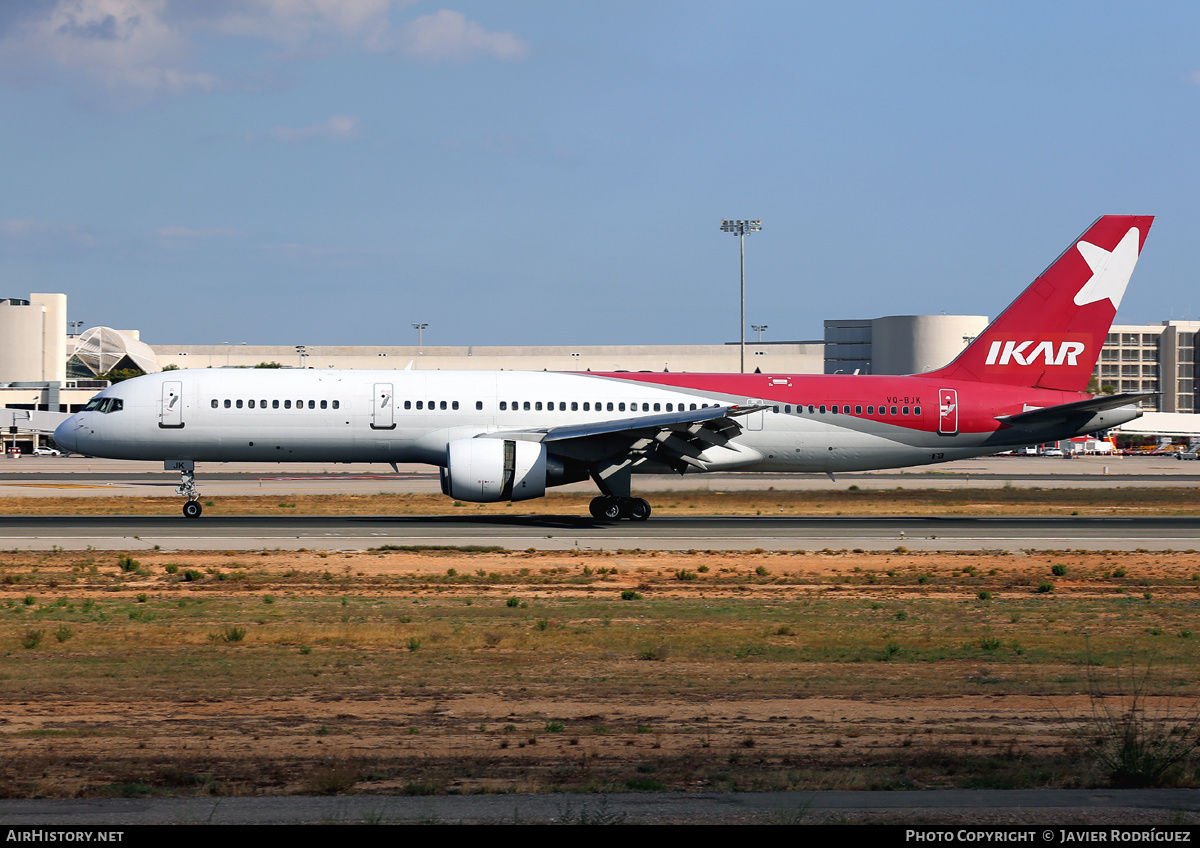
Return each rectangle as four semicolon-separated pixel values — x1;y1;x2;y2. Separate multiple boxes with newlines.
5;486;1200;516
1;547;1199;797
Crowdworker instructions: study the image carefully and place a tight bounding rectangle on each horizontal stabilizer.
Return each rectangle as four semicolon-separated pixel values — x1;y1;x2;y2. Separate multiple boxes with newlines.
995;392;1156;427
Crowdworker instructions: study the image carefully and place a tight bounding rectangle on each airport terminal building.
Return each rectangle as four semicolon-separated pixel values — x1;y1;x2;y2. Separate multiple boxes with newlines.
2;291;1197;449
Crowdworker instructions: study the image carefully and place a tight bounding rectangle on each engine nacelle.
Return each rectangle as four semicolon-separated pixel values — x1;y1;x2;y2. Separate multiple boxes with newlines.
440;438;548;503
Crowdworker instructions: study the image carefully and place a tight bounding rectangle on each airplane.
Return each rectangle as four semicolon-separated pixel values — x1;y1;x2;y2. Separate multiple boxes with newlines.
53;215;1154;521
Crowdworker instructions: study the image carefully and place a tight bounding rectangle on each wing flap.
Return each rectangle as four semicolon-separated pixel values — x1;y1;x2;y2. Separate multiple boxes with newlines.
481;404;767;474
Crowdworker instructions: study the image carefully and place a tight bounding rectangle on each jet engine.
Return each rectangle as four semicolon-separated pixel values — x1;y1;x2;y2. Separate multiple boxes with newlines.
440;438;548;503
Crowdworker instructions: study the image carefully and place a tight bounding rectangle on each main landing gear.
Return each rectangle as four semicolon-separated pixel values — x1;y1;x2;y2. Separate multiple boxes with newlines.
589;496;652;521
175;464;203;519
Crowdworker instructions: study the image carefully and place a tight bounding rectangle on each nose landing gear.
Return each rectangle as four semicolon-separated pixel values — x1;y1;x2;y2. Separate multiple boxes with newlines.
172;461;203;519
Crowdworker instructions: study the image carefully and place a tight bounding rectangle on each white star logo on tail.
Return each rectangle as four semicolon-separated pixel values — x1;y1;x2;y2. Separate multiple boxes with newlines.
1073;227;1141;310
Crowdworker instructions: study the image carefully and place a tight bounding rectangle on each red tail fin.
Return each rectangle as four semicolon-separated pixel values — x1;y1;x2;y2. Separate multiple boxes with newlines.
926;215;1153;392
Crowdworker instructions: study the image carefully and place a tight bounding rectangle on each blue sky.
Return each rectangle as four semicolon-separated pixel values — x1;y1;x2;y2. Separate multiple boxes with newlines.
2;1;1198;346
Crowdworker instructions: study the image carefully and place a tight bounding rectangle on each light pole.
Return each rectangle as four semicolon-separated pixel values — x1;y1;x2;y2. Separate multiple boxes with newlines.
721;219;762;373
752;324;768;342
295;345;308;368
412;323;428;347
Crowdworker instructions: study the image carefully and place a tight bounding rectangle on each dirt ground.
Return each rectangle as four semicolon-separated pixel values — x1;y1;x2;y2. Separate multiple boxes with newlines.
3;546;1199;803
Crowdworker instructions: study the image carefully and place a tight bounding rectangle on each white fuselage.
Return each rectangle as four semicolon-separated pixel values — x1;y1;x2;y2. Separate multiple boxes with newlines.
52;368;1098;478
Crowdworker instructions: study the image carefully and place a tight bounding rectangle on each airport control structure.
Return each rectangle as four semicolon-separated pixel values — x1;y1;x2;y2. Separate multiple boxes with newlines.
1;291;1198;452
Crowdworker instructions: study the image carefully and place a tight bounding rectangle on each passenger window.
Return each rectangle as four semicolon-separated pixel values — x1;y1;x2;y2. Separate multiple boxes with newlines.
416;401;423;410
559;402;566;411
535;402;542;411
320;400;327;409
891;406;898;415
332;400;340;410
666;403;673;412
618;403;626;412
284;400;292;409
524;402;531;411
571;402;578;411
607;402;614;411
404;400;411;410
273;400;280;409
224;399;231;408
653;403;661;412
474;401;480;410
785;405;792;413
583;402;590;411
453;401;459;410
903;406;910;415
211;399;217;408
236;400;243;409
867;405;874;414
500;401;507;410
772;406;779;413
820;405;827;413
914;406;921;415
690;404;697;411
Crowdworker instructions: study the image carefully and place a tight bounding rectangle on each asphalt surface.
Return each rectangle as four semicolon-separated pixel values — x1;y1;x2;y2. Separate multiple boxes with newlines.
4;513;1200;551
2;789;1198;825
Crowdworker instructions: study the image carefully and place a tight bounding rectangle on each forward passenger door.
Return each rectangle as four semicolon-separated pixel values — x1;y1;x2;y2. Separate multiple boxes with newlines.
371;383;396;430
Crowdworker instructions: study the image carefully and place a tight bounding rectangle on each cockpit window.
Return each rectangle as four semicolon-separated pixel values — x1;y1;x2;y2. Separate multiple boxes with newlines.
85;397;125;414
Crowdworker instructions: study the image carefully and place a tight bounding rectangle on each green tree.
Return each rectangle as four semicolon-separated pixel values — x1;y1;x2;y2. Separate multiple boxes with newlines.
99;367;146;384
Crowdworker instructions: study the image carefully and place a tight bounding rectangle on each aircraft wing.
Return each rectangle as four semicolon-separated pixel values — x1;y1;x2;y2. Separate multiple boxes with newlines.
484;404;768;473
994;392;1156;427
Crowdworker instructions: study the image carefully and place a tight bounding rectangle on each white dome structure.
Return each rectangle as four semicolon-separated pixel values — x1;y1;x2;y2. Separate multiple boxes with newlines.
71;327;160;376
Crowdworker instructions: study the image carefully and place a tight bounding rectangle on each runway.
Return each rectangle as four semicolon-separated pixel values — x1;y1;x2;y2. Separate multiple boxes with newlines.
4;455;1199;551
6;513;1200;552
2;454;1198;498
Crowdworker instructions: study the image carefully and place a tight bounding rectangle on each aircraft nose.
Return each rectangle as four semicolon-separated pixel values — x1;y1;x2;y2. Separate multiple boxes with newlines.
54;416;79;453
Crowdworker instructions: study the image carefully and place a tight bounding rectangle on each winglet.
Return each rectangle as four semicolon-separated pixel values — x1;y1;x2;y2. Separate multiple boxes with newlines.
925;215;1153;392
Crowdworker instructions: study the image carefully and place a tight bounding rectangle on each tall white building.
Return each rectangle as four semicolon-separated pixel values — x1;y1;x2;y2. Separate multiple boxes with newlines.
0;293;66;384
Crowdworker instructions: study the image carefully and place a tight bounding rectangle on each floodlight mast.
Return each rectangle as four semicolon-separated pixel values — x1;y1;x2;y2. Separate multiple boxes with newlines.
720;219;762;373
412;323;428;347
